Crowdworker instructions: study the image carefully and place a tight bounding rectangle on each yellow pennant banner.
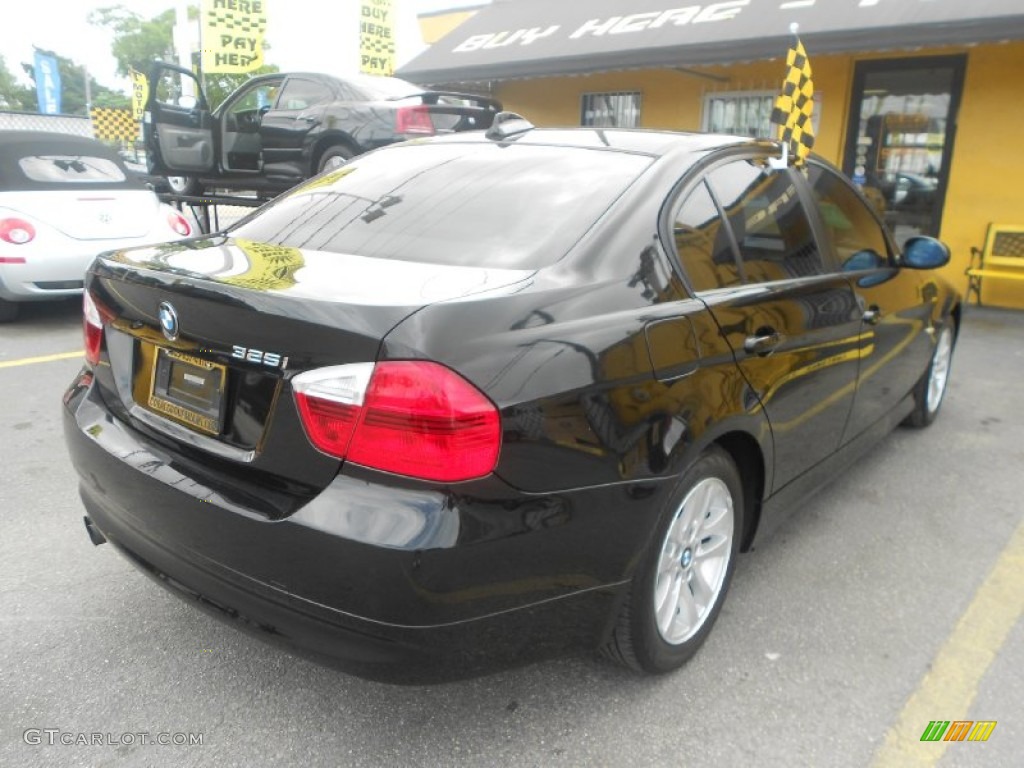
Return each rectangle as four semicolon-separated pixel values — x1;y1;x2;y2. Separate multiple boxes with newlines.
360;0;395;76
201;0;268;74
129;68;148;120
770;36;815;164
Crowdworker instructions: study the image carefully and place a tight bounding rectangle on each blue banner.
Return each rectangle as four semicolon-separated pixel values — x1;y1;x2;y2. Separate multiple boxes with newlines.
33;52;62;115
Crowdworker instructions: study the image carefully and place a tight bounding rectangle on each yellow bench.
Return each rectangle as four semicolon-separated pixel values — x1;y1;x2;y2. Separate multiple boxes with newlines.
965;224;1024;305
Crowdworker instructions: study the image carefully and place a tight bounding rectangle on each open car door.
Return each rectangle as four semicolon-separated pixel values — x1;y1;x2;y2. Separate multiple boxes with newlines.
144;62;215;177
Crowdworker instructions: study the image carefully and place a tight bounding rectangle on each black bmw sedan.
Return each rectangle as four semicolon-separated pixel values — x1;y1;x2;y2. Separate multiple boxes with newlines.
63;121;960;680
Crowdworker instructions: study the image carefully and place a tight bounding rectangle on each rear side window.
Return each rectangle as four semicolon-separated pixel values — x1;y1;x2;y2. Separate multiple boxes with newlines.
707;160;824;283
671;180;742;292
18;155;126;183
232;144;652;269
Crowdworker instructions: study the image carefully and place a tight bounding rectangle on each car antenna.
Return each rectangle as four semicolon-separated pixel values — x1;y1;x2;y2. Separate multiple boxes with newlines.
485;112;534;141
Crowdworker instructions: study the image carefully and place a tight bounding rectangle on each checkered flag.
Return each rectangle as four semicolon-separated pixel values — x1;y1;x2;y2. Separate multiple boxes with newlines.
770;37;815;164
90;107;138;142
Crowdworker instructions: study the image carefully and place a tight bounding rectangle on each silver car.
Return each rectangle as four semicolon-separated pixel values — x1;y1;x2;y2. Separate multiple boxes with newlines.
0;131;191;322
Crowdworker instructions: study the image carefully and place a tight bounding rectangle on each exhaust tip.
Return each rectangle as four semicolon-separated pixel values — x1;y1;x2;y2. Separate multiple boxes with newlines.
83;516;107;546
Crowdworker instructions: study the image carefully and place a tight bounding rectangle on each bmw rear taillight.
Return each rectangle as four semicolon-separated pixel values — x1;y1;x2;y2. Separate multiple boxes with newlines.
0;217;36;245
83;291;104;366
293;361;500;482
293;363;375;457
395;106;435;135
163;206;192;236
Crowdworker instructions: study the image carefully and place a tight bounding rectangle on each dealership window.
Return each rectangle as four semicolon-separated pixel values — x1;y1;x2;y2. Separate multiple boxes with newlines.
703;91;776;138
580;92;641;128
703;91;821;139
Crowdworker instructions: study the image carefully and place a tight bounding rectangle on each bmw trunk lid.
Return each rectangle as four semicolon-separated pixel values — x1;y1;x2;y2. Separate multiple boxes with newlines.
84;235;531;513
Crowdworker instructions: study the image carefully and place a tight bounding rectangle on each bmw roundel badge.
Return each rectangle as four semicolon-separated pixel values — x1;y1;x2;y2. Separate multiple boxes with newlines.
158;301;179;341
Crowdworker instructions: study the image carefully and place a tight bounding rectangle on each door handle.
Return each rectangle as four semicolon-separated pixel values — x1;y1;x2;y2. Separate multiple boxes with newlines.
299;116;316;123
744;329;782;356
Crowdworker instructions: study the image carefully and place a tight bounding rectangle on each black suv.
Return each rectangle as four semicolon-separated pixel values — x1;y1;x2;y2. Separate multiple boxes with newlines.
143;63;501;196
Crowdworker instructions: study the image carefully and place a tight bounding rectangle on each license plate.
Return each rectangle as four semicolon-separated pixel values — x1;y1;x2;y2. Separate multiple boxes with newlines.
146;348;227;435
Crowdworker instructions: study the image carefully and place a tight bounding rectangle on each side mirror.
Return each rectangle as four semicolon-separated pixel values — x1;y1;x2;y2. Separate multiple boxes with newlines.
842;249;886;272
901;236;950;270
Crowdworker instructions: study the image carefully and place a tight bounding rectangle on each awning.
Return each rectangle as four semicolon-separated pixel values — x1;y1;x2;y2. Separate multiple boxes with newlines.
398;0;1024;85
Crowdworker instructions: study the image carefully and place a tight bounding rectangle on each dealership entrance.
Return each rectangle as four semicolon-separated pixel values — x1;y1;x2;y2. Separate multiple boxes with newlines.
842;55;966;246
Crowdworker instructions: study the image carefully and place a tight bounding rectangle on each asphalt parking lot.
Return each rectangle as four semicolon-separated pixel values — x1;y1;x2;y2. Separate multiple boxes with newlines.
1;300;1021;768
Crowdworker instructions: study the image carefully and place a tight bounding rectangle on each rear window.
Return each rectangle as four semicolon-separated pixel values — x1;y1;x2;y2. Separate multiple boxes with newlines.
18;155;126;183
231;143;652;269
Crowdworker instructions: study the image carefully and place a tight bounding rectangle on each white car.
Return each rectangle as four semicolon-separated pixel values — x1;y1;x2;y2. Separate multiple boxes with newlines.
0;131;192;322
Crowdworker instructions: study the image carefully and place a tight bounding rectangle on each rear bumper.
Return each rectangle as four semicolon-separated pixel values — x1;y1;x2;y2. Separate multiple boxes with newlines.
63;370;662;679
0;256;89;300
81;492;620;682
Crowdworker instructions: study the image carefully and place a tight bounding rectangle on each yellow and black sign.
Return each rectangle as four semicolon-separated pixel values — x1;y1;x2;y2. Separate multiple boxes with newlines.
201;0;268;74
770;37;815;164
90;107;138;142
129;68;148;120
360;0;396;76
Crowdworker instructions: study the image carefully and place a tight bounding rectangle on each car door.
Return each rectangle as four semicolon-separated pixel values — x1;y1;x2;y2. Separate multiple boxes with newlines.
259;76;332;178
143;63;214;176
802;163;936;441
217;77;283;173
676;155;863;492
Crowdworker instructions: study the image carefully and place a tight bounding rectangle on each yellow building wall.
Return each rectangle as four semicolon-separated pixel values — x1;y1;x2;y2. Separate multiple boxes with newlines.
941;42;1024;308
418;10;480;45
494;42;1024;309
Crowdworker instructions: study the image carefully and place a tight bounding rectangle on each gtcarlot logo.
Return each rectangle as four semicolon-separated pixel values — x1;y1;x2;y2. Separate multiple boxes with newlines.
23;729;204;747
920;720;997;742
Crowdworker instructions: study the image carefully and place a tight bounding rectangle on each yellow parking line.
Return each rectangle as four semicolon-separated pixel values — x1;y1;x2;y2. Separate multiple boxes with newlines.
0;350;82;369
872;519;1024;766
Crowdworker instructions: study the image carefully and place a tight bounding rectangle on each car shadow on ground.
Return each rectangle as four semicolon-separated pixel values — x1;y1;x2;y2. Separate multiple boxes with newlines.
6;296;81;330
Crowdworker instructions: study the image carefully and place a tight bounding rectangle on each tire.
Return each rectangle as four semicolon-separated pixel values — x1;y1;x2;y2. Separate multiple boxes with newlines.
0;297;19;323
603;445;743;674
166;175;202;196
317;145;355;174
903;322;955;428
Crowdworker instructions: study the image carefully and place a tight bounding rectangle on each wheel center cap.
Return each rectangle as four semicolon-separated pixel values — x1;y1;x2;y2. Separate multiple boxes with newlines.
681;548;693;568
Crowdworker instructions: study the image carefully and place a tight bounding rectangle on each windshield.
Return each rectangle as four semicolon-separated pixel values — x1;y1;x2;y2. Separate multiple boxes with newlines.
231;143;652;270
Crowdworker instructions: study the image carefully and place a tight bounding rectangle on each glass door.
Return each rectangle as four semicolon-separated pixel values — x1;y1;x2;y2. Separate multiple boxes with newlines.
843;56;966;245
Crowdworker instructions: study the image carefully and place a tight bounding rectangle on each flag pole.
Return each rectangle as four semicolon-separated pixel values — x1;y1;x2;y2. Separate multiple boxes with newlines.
768;22;802;170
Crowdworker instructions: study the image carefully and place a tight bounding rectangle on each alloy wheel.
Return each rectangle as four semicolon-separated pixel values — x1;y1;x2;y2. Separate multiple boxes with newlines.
653;477;735;645
926;326;953;413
